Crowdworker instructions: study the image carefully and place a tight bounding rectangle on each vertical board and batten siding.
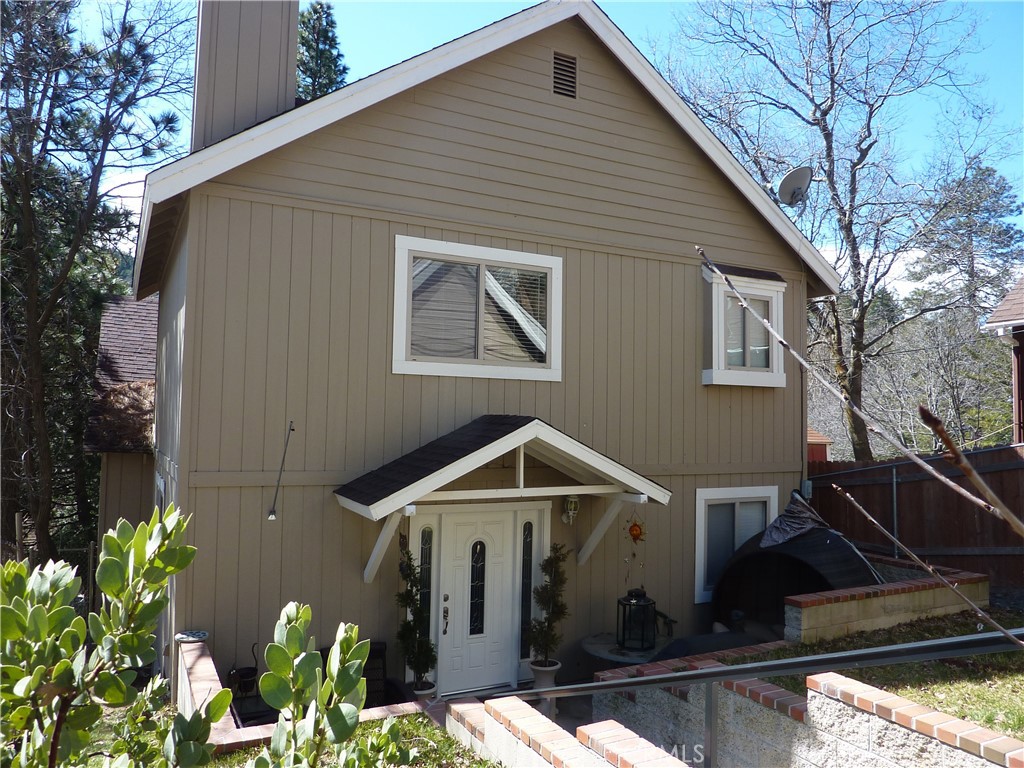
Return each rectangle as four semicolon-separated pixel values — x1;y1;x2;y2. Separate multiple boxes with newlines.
97;453;156;534
173;19;808;672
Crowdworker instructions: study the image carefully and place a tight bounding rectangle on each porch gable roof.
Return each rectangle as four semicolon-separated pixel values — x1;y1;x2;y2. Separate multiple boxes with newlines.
334;414;671;521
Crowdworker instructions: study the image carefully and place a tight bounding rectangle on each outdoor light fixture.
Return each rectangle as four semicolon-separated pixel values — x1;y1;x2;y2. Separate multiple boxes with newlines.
561;494;580;524
267;420;295;521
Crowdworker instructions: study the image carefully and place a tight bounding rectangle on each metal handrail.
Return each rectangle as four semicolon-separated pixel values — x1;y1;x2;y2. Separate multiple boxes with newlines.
501;626;1024;702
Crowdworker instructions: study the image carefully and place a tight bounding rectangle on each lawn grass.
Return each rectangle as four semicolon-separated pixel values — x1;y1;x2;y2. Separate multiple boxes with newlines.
211;713;496;767
720;608;1024;740
90;705;496;767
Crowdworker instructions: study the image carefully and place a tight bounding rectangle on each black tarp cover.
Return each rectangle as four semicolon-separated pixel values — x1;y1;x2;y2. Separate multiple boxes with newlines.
711;491;884;629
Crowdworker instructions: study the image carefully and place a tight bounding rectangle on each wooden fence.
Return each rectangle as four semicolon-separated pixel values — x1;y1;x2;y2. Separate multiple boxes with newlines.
808;445;1024;587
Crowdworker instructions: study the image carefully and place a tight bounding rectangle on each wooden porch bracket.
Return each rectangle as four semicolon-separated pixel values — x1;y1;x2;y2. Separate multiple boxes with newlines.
362;511;404;584
577;499;624;566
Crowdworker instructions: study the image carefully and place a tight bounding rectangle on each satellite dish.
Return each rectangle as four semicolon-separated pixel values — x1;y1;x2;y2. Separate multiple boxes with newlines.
777;166;813;206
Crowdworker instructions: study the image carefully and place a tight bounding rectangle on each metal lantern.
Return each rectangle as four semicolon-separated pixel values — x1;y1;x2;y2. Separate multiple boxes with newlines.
617;588;656;651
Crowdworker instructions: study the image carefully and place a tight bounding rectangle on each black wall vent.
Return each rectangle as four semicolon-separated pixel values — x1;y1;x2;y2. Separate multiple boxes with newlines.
552;52;577;98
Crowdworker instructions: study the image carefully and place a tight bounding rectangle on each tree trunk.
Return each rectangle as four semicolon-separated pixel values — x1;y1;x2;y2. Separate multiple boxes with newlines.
25;320;57;563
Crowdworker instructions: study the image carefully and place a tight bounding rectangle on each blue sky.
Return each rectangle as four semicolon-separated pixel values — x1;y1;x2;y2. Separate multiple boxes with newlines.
332;0;1023;189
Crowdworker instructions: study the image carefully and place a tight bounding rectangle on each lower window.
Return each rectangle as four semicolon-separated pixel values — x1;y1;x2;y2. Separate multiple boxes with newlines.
694;486;778;603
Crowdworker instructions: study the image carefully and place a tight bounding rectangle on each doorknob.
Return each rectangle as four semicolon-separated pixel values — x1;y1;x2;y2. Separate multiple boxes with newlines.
442;606;449;635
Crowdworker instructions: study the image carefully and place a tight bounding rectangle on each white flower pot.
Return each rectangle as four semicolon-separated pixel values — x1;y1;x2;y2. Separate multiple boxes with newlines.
412;681;437;702
530;659;561;717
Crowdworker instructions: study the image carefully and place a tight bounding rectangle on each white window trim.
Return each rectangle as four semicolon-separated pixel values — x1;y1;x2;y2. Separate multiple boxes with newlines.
393;235;563;381
694;485;779;604
702;267;786;388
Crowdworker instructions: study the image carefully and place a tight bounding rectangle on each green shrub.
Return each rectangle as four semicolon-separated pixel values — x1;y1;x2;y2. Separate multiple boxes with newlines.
246;602;412;768
1;505;230;768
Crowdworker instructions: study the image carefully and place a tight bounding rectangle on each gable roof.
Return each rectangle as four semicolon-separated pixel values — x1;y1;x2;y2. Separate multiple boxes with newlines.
984;275;1024;331
133;0;840;297
335;414;671;520
86;296;159;453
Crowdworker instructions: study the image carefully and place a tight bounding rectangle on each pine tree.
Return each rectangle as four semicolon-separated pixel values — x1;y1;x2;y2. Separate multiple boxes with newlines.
1;0;192;561
297;1;348;100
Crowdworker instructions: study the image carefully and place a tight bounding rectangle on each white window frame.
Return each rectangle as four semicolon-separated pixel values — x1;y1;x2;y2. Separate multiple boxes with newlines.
702;266;786;388
694;486;779;603
393;235;563;381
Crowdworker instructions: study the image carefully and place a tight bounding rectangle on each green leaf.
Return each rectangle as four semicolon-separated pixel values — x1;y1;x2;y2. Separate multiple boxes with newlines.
259;671;293;710
47;605;75;635
87;612;105;644
270;719;289;757
284;623;303;656
349;638;370;666
6;705;33;731
115;519;135;547
204;688;232;723
64;703;102;730
135;599;166;627
324;702;359;744
294;651;321;690
176;740;204;767
0;605;26;640
265;643;292;676
101;533;124;561
341;677;366;710
94;670;130;705
333;659;362;697
25;604;48;642
96;557;127;599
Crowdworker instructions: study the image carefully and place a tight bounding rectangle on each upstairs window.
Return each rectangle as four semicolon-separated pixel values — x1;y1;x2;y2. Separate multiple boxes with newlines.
702;266;786;387
393;236;562;380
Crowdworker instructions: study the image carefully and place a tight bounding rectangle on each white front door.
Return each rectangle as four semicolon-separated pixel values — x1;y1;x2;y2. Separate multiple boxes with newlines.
414;502;547;695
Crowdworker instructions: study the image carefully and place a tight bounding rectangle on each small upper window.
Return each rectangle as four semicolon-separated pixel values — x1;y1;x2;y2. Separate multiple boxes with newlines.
702;266;786;387
393;236;563;380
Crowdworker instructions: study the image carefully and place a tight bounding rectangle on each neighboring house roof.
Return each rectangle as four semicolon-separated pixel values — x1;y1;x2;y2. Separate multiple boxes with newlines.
984;275;1024;331
133;0;840;297
85;296;159;453
806;427;833;446
334;414;671;521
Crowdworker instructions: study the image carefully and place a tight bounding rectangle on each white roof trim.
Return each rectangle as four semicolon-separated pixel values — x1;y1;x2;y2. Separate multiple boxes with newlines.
334;419;671;521
134;0;840;294
983;318;1023;332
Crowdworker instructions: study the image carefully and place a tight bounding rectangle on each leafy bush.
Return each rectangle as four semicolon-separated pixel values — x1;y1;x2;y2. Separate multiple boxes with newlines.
527;543;570;665
395;541;437;688
0;505;230;768
247;602;412;768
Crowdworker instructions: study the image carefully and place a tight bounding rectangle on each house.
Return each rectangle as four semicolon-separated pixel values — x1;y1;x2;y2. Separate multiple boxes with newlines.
132;0;839;696
806;427;833;463
86;295;159;537
984;275;1024;444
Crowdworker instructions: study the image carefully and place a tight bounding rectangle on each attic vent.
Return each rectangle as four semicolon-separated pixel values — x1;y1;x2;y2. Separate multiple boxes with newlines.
552;52;577;98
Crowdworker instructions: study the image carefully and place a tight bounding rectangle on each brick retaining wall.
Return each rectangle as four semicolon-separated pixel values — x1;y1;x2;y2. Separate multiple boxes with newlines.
784;562;989;642
593;648;1023;767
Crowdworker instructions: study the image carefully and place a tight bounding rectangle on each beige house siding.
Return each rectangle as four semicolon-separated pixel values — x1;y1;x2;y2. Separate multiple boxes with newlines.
165;19;809;677
216;20;804;275
191;0;298;151
98;452;156;534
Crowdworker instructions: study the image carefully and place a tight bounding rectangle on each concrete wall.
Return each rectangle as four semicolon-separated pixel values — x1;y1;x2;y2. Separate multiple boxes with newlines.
595;672;1022;768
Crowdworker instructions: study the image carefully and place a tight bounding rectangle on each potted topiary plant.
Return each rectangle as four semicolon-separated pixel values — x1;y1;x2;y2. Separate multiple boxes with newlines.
396;536;438;700
527;542;570;692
